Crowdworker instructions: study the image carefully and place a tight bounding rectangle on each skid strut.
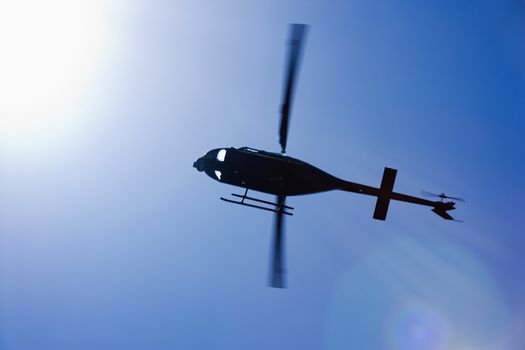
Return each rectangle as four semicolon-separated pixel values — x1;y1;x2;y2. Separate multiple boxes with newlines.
220;189;294;216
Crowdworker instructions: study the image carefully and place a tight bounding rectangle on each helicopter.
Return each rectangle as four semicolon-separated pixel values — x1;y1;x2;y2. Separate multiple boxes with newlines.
193;24;462;288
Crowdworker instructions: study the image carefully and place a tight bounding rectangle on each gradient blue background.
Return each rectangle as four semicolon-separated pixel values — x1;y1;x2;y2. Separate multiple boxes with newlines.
1;0;524;349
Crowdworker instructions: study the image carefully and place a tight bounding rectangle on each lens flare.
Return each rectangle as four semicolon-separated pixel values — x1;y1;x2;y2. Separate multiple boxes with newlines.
386;301;448;350
325;236;511;350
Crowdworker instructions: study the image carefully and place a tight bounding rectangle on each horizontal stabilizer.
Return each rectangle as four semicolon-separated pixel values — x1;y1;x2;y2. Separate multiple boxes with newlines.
373;167;397;220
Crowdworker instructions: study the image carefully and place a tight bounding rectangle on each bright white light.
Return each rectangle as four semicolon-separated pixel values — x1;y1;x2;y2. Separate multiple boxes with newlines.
214;170;222;180
0;0;109;136
217;149;226;162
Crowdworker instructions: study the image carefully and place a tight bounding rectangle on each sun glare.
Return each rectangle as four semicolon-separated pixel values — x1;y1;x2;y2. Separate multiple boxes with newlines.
0;0;109;136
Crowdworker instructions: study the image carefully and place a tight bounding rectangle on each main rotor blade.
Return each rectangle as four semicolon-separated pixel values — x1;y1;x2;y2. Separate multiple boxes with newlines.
279;24;309;154
269;195;286;288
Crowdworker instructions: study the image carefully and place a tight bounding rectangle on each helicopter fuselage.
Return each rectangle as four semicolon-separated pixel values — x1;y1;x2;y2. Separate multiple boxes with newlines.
193;147;344;196
193;146;456;219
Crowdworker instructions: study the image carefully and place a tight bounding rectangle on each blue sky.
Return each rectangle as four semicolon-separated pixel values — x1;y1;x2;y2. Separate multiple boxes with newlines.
1;0;524;349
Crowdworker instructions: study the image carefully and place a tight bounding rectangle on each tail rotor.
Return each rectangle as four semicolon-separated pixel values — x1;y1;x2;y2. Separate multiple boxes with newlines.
421;190;465;203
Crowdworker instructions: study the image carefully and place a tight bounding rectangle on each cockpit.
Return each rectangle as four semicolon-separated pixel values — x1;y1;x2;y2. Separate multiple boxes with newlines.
193;148;229;181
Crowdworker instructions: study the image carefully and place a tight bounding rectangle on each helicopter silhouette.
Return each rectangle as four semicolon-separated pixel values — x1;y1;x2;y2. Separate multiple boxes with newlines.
193;24;462;288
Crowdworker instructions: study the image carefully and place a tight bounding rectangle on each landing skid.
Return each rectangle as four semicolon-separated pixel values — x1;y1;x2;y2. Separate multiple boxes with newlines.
220;189;294;216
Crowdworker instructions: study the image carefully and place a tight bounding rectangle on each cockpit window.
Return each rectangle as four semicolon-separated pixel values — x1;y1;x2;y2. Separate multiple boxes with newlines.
217;149;226;162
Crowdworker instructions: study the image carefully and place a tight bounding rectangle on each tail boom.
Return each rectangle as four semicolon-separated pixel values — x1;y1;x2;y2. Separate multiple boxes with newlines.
340;167;457;221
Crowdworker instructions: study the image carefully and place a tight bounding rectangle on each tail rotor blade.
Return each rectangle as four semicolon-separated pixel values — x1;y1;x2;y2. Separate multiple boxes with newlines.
279;24;309;154
269;195;286;288
447;196;465;203
421;190;440;198
421;190;465;203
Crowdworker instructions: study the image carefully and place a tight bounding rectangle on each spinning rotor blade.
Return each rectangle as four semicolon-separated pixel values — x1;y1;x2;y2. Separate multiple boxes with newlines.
269;195;286;288
446;196;465;203
279;24;309;154
421;190;441;198
421;190;465;203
